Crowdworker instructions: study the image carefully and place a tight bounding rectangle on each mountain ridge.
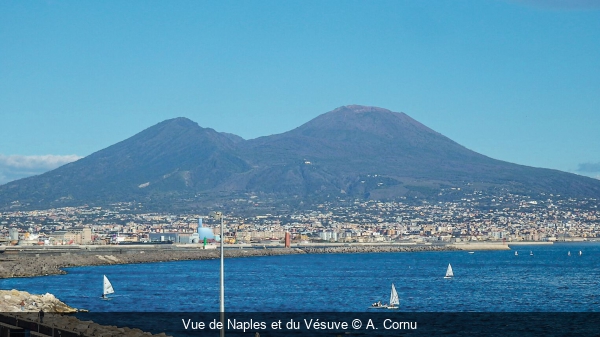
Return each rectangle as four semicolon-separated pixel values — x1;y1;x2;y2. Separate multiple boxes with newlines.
2;105;599;210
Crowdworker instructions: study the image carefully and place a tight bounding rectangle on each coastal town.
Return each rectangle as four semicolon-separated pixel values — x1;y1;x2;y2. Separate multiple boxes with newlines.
1;190;598;246
0;190;597;337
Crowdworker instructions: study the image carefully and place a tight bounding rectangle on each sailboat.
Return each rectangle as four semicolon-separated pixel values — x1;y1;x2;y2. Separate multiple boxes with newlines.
515;251;518;256
388;283;399;309
444;263;454;279
579;251;582;256
102;275;115;299
530;251;533;256
369;283;399;309
568;251;571;256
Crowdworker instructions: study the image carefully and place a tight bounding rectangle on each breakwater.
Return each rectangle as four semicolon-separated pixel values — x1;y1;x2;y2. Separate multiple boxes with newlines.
0;244;459;279
0;290;172;336
299;244;457;254
451;242;511;250
0;289;77;313
0;246;305;279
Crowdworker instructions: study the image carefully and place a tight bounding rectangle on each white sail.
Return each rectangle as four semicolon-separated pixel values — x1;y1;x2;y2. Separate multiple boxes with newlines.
445;263;454;278
103;275;115;296
389;283;399;307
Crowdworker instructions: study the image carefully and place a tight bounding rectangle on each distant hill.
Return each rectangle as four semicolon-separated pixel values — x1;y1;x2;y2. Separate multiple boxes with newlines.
2;105;600;210
0;117;250;207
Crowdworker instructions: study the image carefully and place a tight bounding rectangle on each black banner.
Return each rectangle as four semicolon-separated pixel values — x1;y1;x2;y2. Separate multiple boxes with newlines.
65;312;600;337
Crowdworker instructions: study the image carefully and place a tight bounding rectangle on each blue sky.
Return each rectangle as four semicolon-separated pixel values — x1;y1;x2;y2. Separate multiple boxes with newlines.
1;0;599;184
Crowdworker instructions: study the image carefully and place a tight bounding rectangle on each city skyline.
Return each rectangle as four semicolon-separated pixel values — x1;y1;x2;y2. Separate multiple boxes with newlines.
1;0;599;184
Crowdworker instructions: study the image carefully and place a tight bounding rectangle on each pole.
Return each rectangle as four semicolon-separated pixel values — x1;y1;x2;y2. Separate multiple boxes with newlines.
220;214;225;337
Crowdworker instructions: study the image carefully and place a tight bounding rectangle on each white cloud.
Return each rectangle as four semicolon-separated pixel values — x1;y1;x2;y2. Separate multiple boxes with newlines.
571;162;600;180
577;162;600;173
0;154;82;185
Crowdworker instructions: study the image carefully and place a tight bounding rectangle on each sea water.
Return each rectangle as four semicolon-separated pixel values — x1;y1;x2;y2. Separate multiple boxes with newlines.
1;242;600;312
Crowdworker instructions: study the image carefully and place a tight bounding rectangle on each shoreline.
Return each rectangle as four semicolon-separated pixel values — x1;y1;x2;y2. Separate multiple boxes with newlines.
0;240;522;280
507;241;555;246
0;290;172;336
0;244;468;279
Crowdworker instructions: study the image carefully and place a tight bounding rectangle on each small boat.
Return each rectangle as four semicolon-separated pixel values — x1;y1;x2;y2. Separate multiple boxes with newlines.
568;251;571;256
369;283;399;309
515;251;518;256
468;251;475;254
530;251;533;256
579;251;582;256
369;301;387;309
444;263;454;279
102;275;115;299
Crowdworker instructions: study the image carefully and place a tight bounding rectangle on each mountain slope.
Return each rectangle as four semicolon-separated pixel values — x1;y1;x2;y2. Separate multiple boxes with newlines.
238;105;600;198
1;106;599;210
0;117;250;206
243;105;491;174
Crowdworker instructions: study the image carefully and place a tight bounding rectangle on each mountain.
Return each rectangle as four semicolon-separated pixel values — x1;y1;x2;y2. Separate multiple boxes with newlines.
236;105;600;200
2;105;600;210
0;118;250;207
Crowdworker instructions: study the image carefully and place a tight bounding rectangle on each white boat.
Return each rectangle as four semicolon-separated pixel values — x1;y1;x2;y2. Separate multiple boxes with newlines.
515;251;518;256
579;251;582;256
369;283;399;309
444;263;454;279
530;251;533;256
369;301;387;309
568;251;571;256
102;275;115;299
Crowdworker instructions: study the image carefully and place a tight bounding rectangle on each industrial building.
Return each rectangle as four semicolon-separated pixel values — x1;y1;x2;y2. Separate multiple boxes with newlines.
148;218;216;243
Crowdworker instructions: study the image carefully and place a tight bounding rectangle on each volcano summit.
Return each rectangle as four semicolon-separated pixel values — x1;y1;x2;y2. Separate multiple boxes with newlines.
2;105;599;210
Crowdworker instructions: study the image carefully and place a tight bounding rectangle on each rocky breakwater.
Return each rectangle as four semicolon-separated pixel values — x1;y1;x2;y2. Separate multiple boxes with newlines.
451;242;511;250
0;289;77;313
0;290;173;336
0;247;307;279
0;244;469;279
299;244;459;254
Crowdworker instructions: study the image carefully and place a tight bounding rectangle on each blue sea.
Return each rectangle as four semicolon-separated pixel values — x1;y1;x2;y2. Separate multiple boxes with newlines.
2;242;600;313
